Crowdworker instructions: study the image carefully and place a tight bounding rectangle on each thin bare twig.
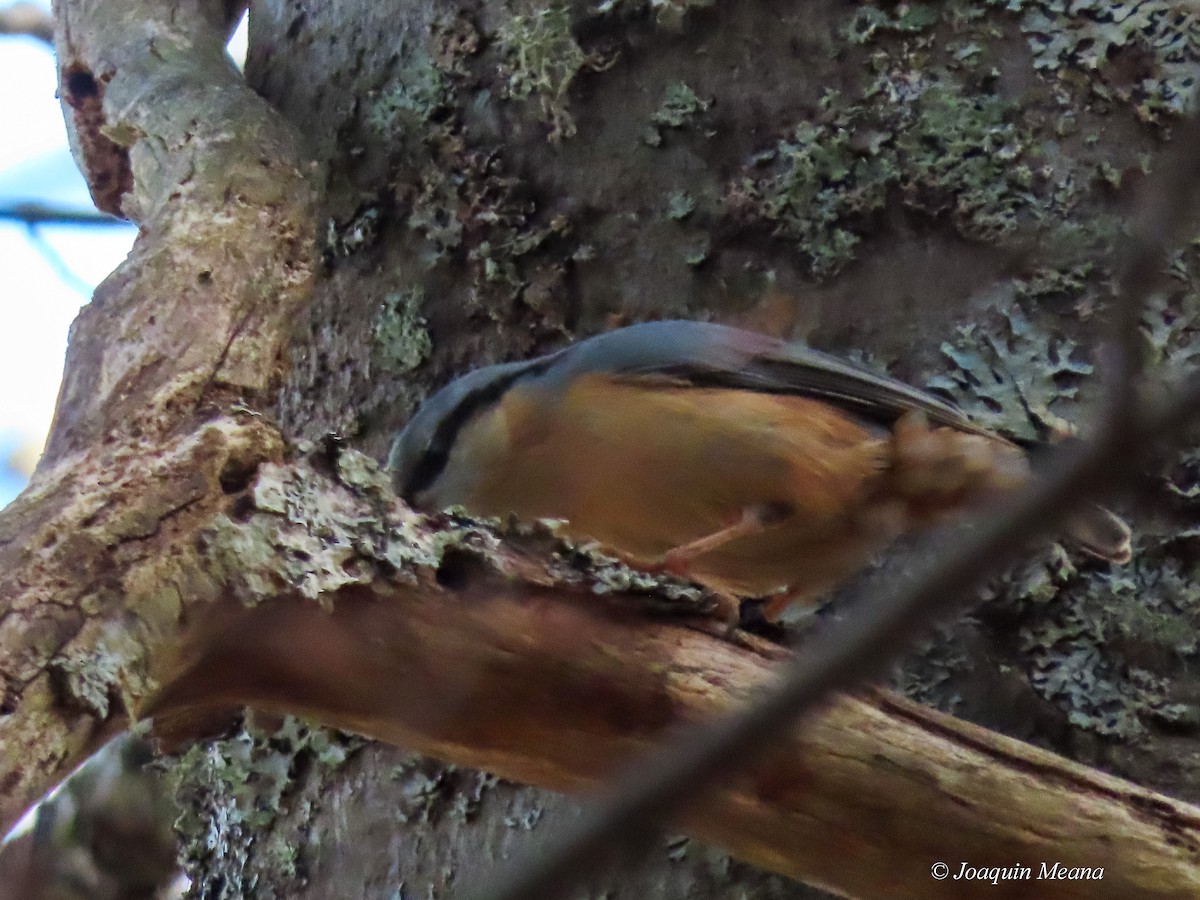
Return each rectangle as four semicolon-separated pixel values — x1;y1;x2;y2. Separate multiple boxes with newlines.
0;2;52;45
1103;111;1200;423
0;202;125;227
19;224;96;296
476;106;1200;900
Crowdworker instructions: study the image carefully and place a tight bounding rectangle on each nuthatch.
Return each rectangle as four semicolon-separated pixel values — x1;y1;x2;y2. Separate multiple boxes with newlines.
389;320;1132;622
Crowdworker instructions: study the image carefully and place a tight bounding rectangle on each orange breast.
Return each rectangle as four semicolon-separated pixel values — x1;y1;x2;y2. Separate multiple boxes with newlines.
470;374;891;598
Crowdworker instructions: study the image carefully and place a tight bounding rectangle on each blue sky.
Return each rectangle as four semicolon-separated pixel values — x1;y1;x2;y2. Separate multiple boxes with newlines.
0;5;246;507
0;17;134;505
0;2;245;842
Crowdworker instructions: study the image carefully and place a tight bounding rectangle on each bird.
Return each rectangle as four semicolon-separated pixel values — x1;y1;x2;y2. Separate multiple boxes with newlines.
388;320;1132;622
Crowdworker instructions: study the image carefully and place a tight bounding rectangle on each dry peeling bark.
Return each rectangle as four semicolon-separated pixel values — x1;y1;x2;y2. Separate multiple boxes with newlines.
0;0;318;830
146;493;1200;899
1;0;1200;898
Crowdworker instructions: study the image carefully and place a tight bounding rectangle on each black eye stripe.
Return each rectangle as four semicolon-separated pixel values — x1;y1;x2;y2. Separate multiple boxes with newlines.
403;445;450;500
402;360;555;498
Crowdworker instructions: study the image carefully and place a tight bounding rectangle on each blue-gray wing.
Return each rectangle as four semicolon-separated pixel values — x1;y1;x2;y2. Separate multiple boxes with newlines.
544;319;985;435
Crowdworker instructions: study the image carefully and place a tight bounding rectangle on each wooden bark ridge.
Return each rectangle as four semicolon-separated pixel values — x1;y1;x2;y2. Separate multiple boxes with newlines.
142;470;1200;900
1;0;1199;898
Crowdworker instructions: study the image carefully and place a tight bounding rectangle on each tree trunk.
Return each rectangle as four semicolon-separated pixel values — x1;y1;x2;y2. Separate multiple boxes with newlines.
5;0;1199;897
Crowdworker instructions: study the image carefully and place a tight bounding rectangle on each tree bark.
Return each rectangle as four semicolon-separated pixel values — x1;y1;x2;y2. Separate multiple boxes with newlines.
0;0;317;836
148;537;1200;899
3;0;1199;897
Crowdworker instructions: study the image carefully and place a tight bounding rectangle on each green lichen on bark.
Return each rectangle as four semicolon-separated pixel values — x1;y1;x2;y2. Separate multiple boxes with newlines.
903;243;1200;745
400;142;572;317
496;2;590;141
648;0;715;30
895;531;1200;744
994;0;1200;123
50;627;139;720
358;19;459;169
373;287;433;374
198;448;440;608
1142;238;1200;375
843;2;941;43
738;77;1039;278
736;114;890;278
928;298;1095;441
732;0;1197;281
1013;542;1200;740
651;81;710;129
362;51;449;144
387;754;501;824
665;189;697;221
167;716;360;900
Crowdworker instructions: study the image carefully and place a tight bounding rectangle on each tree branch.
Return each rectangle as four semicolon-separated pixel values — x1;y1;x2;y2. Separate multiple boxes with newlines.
2;3;1197;900
0;2;53;44
0;0;319;836
48;0;319;462
9;421;1200;898
139;454;1200;900
0;202;126;227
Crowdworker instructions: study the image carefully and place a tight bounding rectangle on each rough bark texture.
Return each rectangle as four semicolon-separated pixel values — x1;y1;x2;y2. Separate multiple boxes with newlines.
0;0;316;841
148;555;1200;900
3;0;1199;897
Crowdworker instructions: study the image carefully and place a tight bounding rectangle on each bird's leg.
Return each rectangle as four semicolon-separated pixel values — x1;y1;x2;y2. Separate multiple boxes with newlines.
760;585;816;622
656;502;793;578
640;503;793;632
